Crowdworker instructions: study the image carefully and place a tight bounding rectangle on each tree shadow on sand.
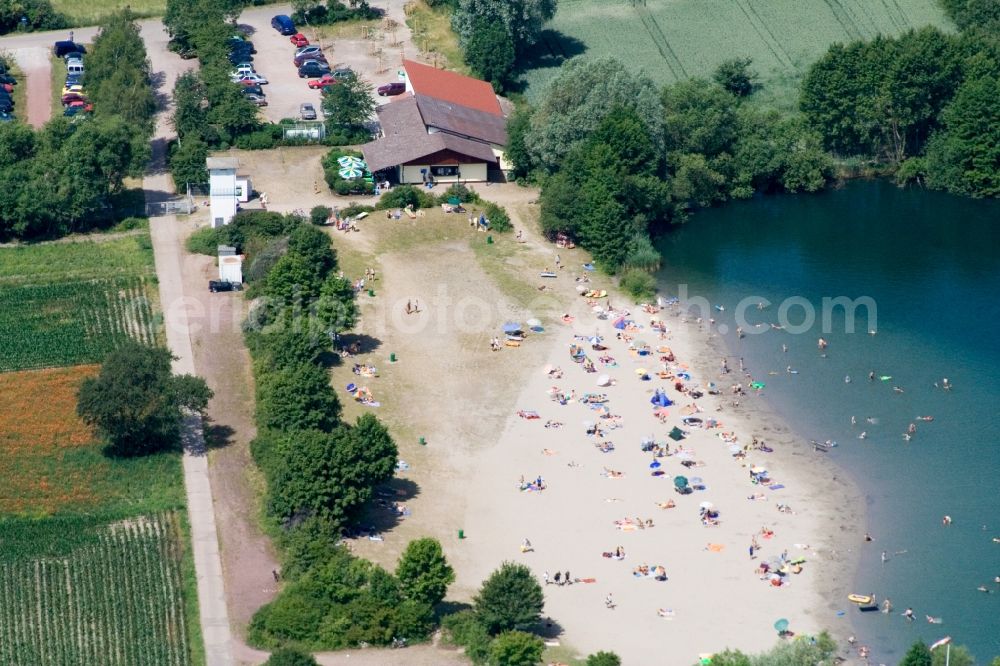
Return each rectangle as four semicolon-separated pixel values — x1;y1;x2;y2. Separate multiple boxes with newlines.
202;419;236;451
353;477;421;534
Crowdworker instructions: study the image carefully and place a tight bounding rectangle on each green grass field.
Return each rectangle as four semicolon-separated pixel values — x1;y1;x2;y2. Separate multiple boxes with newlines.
52;0;166;25
0;236;160;371
0;512;192;666
522;0;952;108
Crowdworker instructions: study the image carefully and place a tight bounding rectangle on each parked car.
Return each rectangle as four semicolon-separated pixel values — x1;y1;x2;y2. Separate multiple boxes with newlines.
330;68;354;80
299;102;317;120
0;99;13;113
241;84;264;97
297;60;330;78
61;84;84;96
231;66;256;78
0;111;14;122
0;74;16;85
53;41;86;57
61;92;87;106
377;81;406;96
231;72;268;85
67;62;84;76
271;14;296;35
226;37;256;53
307;74;340;89
227;52;253;65
209;280;242;292
0;83;12;94
289;33;309;47
63;103;92;116
294;44;323;57
293;51;327;67
243;92;268;107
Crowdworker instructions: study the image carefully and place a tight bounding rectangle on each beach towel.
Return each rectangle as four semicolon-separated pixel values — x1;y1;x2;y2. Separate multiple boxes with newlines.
706;543;725;552
517;410;540;419
579;578;597;583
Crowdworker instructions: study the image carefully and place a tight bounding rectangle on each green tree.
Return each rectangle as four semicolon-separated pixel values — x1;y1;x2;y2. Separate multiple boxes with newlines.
264;647;318;666
322;76;375;129
489;630;544;666
452;0;557;57
288;224;336;276
396;538;455;607
931;644;974;666
264;252;325;304
586;651;621;666
268;414;396;525
504;106;534;178
524;57;664;172
465;15;516;92
255;363;340;433
713;57;757;97
169;137;210;189
474;562;544;635
900;641;933;666
77;342;212;456
925;73;1000;197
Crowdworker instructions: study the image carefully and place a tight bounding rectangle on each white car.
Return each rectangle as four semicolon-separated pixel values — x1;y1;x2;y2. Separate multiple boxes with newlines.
231;66;255;79
231;72;268;85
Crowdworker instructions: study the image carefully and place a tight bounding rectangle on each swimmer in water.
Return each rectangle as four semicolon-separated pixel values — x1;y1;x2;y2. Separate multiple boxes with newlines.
845;375;851;383
818;338;828;349
859;431;867;440
893;386;905;393
781;344;788;353
866;416;876;424
851;415;857;426
942;378;951;390
903;433;912;441
869;371;875;381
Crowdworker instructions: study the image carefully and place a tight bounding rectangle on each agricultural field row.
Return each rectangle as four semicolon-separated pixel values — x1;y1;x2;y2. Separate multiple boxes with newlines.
0;235;155;285
523;0;951;108
0;512;191;666
0;275;158;372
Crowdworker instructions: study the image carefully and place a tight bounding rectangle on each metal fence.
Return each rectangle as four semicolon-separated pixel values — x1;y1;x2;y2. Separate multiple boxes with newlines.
145;196;196;217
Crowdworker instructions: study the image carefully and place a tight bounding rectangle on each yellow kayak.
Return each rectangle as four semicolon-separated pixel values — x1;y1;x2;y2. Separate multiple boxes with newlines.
848;594;874;605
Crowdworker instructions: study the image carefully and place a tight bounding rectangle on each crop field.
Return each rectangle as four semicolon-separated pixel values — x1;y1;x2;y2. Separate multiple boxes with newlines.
0;236;160;371
51;0;167;25
0;512;191;666
522;0;952;108
0;365;184;516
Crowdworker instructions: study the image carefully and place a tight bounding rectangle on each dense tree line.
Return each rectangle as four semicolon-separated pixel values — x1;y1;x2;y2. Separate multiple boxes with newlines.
290;0;379;27
511;57;830;290
0;10;154;240
0;0;66;34
164;0;260;188
452;0;557;92
800;17;1000;197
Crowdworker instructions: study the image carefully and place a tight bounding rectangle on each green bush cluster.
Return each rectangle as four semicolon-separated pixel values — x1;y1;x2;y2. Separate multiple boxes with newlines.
321;149;371;195
292;0;380;26
373;185;438;210
0;0;67;34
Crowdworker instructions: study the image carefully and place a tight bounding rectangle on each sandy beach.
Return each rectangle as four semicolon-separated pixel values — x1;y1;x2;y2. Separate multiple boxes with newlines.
313;186;867;664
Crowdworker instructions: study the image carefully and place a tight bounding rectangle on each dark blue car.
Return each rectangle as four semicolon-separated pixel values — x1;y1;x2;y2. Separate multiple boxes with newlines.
270;15;295;35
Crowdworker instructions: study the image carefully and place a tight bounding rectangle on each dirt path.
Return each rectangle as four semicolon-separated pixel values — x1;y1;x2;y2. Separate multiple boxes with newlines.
13;47;51;127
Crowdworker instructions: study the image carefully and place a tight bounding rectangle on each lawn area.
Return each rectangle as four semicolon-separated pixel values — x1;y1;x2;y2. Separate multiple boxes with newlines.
52;0;166;25
0;233;200;664
0;512;193;666
0;236;160;371
521;0;952;109
0;365;184;516
403;0;469;74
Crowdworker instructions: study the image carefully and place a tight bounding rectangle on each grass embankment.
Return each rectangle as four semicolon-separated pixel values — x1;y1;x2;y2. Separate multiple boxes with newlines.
52;0;166;24
0;236;201;666
403;0;468;74
521;0;951;109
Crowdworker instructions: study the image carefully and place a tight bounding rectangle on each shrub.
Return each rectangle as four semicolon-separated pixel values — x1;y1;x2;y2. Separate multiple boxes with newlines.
340;203;375;218
245;237;289;283
264;647;318;666
622;234;661;272
395;538;455;607
438;183;480;204
114;216;148;231
310;205;332;226
619;268;657;301
442;610;493;665
489;631;544;666
586;651;622;666
187;226;225;255
483;202;511;232
375;185;437;210
234;124;284;150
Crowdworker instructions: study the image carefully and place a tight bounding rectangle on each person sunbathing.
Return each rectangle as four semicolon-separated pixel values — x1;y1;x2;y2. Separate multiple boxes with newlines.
544;420;563;428
656;500;676;509
602;468;624;479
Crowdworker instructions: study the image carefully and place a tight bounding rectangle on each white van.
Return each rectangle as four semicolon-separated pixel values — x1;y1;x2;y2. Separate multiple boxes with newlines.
67;61;84;76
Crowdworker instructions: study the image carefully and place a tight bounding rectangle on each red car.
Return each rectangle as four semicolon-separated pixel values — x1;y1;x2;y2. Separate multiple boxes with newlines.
289;33;309;47
307;74;340;89
61;92;88;106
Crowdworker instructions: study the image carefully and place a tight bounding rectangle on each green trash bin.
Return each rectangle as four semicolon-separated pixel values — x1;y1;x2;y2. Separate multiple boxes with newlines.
419;436;426;446
390;352;397;362
367;288;374;297
486;235;493;244
458;529;465;540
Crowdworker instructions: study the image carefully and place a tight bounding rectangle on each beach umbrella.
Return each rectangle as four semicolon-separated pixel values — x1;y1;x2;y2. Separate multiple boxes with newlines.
447;196;462;205
339;166;364;179
596;374;612;387
774;618;789;633
526;318;542;328
502;322;522;333
632;339;649;349
699;501;714;509
337;155;364;167
649;459;661;469
673;475;688;488
669;426;686;441
613;317;627;329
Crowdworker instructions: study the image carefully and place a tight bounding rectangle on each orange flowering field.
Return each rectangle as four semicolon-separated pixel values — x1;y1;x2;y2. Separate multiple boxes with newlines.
0;365;184;516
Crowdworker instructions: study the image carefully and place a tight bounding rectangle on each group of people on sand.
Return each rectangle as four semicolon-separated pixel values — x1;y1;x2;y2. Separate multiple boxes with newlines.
518;475;546;492
543;570;573;586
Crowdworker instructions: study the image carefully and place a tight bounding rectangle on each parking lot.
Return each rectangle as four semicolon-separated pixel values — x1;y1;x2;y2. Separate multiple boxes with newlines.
235;9;404;124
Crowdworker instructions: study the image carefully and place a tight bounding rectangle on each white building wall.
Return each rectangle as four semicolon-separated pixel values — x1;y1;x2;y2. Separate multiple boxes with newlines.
209;167;238;228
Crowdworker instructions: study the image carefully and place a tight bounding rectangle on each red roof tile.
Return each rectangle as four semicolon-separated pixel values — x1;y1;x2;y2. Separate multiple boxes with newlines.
403;59;501;116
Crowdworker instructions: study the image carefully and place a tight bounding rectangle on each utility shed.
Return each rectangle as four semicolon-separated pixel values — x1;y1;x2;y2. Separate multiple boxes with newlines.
218;245;243;284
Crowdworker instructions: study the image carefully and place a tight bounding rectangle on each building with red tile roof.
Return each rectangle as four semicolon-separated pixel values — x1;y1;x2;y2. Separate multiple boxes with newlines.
402;59;502;116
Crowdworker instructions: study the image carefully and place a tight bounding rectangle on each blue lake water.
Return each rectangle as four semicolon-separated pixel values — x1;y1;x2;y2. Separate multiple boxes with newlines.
654;180;1000;662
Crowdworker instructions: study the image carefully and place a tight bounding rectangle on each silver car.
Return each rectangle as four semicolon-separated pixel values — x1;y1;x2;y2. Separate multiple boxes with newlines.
299;103;317;120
